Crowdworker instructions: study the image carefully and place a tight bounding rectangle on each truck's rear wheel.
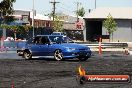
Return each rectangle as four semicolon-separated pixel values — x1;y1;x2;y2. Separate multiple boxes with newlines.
24;50;32;60
17;52;21;56
17;50;23;56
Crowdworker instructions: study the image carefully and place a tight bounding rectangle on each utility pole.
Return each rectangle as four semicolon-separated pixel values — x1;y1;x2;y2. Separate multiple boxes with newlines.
76;2;81;22
32;0;35;37
50;0;60;21
95;0;96;9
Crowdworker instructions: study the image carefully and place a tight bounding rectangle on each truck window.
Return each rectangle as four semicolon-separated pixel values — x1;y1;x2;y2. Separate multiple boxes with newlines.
41;36;50;44
33;37;40;44
27;38;33;44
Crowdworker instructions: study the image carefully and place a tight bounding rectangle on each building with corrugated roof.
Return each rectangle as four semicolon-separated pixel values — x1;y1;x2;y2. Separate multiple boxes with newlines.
84;7;132;42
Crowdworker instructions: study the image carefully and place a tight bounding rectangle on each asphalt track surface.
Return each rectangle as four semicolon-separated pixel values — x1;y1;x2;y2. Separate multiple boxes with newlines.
0;52;132;88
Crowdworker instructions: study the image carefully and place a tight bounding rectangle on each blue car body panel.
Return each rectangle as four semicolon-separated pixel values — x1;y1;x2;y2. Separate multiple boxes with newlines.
17;35;92;59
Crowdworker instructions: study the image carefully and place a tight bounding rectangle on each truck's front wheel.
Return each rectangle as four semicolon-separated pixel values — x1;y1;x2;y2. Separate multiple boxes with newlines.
54;50;63;61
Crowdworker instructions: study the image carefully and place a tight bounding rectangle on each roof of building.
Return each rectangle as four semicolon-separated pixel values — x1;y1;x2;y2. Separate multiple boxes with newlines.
30;12;51;21
14;10;30;16
84;7;132;20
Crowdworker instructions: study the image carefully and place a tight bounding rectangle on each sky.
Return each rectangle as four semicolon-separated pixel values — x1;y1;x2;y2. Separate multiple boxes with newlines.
1;0;132;16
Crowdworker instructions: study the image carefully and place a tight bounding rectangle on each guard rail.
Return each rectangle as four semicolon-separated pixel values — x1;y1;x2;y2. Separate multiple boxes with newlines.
0;41;128;51
80;42;128;49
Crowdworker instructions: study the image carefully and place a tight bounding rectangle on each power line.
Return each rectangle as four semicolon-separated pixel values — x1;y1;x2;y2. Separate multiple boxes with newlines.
60;3;74;10
58;6;74;13
58;2;91;17
50;0;60;21
58;3;76;15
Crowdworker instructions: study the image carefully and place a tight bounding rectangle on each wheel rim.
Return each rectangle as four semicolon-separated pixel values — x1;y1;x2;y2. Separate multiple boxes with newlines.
24;51;31;59
54;50;63;61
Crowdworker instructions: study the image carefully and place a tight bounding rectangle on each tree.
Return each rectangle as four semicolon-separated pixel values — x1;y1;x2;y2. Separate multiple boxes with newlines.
52;15;64;32
0;0;16;40
0;0;16;16
103;14;117;42
76;7;85;41
0;24;32;40
0;0;16;24
76;7;85;17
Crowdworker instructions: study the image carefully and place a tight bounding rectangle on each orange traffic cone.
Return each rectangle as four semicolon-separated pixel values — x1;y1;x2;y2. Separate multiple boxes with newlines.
98;37;102;55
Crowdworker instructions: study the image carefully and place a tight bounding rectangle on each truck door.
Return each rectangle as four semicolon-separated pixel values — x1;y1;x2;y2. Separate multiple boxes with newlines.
28;36;42;56
38;36;50;56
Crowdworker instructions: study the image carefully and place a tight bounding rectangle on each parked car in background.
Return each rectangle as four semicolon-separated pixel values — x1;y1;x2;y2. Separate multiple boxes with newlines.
17;35;91;61
51;32;66;36
4;37;14;41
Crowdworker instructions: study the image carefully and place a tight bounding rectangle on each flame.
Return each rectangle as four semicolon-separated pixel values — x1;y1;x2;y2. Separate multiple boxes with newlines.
78;66;86;76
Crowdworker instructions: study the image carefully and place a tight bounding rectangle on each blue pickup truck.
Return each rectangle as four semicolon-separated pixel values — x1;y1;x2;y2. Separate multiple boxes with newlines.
17;35;91;61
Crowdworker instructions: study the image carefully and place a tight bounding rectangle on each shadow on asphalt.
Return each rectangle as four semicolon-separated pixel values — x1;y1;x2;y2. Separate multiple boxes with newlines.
102;54;125;57
25;58;89;62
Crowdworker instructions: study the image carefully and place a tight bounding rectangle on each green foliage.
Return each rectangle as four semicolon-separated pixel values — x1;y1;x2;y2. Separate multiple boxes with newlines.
0;24;32;33
0;0;16;24
103;14;117;35
0;24;9;29
52;15;64;32
23;25;32;31
3;16;15;23
0;0;16;15
76;7;85;17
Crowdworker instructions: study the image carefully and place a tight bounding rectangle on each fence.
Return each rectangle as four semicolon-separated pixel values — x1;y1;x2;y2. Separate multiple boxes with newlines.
79;42;128;52
0;41;25;51
0;41;128;52
80;42;128;48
